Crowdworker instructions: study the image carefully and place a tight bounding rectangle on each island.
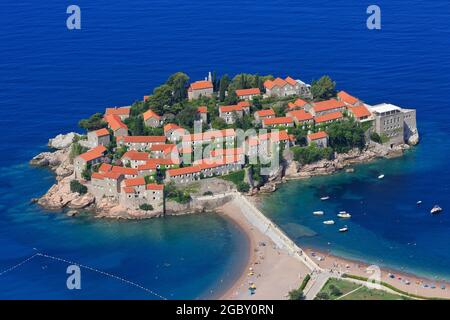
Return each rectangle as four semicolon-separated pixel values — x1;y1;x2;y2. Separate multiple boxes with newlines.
31;71;418;219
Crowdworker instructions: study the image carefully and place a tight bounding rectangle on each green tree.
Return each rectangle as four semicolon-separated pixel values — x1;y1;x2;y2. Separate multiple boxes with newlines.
370;132;382;143
219;75;230;102
78;113;107;131
69;142;86;161
70;180;88;194
225;90;238;105
124;116;145;135
146;84;173;114
288;288;305;300
327;119;366;153
292;144;333;165
81;166;92;181
167;72;189;103
139;204;154;211
211;117;228;130
311;75;337;101
237;182;250;193
177;104;198;129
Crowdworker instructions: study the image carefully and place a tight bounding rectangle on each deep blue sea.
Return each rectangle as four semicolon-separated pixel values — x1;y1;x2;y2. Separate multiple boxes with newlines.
1;0;450;298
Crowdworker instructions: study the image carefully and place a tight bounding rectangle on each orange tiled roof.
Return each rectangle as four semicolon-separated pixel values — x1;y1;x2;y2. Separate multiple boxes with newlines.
121;151;150;161
164;123;183;133
137;161;158;171
146;184;164;191
143;109;161;121
348;105;371;118
105;107;130;116
313;99;346;113
150;144;176;152
197;106;207;113
94;128;109;137
210;147;243;157
285;77;297;86
167;166;201;177
287;110;313;122
123;186;135;193
189;80;213;91
219;104;244;113
237;101;251;108
183;129;236;142
91;172;104;180
255;109;275;117
124;177;146;187
262;117;293;126
79;145;107;162
236;88;260;97
111;166;138;175
337;91;359;105
314;111;343;123
104;115;128;131
264;77;297;89
98;163;113;173
288;98;308;109
117;136;166;143
308;131;328;140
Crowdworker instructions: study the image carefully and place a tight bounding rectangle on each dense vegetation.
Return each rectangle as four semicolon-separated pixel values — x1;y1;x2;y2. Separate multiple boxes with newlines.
165;182;191;204
139;204;154;211
70;180;87;194
291;144;333;165
327;119;366;153
78;113;107;131
310;75;336;101
288;274;311;300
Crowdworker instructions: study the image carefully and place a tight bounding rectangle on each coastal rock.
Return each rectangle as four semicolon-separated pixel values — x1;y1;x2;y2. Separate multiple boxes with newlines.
407;132;420;146
67;193;95;209
48;132;79;150
66;210;78;217
285;161;300;176
30;149;69;169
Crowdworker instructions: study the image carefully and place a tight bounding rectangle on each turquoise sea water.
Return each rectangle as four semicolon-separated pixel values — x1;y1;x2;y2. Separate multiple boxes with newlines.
1;0;450;298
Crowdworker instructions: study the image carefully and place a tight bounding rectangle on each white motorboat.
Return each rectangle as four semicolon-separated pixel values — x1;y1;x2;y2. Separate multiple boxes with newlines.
417;200;422;205
320;196;330;201
313;211;324;216
431;205;443;214
337;213;352;218
323;220;335;225
339;211;347;214
378;174;385;179
339;226;348;232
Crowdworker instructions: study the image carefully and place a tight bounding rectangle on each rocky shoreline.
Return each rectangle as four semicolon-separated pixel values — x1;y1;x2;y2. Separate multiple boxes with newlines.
30;132;416;219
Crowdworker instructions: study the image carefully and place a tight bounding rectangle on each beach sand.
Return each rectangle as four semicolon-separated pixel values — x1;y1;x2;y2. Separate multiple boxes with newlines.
217;199;310;300
217;196;450;300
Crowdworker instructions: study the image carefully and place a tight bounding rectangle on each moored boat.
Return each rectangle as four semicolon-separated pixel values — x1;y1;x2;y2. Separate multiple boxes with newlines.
378;174;385;179
431;205;443;214
339;226;348;232
337;213;351;218
313;211;324;215
320;196;330;201
323;220;335;225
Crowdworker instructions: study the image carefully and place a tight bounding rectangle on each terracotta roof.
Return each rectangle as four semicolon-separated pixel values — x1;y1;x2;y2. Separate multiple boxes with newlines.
137;161;158;171
111;166;138;175
124;177;146;187
123;186;135;193
314;111;343;123
94;128;109;137
189;80;213;91
121;151;150;161
219;105;244;113
91;172;104;180
153;157;180;166
102;171;123;180
264;77;297;89
197;106;207;113
164;123;183;134
236;88;260;96
146;184;164;191
104;115;128;131
143;95;150;101
288;98;308;109
258;130;291;142
143;109;161;121
210;147;243;157
105;107;130;116
308;131;328;140
255;109;275;117
79;145;107;162
287;110;313;122
117;136;166;143
348;105;371;118
337;91;359;105
150;144;176;153
98;163;113;173
237;101;251;108
262;117;293;126
167;166;201;177
313;99;346;113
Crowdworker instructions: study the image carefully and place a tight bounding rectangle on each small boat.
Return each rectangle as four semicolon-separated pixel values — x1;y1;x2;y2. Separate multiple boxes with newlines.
339;211;347;214
323;220;335;225
417;200;422;205
337;213;351;219
320;196;330;201
339;226;348;232
313;211;324;216
378;174;385;179
431;205;443;214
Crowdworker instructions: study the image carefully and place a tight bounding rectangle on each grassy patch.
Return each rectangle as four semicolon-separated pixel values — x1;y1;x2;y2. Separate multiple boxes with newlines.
316;278;407;300
219;170;245;186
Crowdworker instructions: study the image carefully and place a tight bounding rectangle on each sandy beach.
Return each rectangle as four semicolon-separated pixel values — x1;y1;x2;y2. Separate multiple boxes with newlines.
217;199;310;300
216;195;450;300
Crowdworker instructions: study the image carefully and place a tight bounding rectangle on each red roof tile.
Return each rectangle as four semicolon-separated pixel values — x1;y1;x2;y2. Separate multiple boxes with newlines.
255;109;275;117
235;88;261;97
146;184;164;191
121;151;150;161
167;166;201;177
79;145;107;162
348;105;371;118
288;98;308;109
262;117;293;126
94;128;109;137
105;107;130;116
111;166;138;175
313;99;346;113
308;131;328;140
189;80;213;91
98;163;113;173
287;110;313;122
104;115;128;131
117;136;166;143
314;111;343;123
337;91;359;105
143;109;161;121
197;106;207;113
124;177;146;187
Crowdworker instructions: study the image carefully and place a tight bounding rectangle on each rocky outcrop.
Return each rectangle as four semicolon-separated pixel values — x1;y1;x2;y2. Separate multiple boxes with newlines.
48;132;80;150
37;176;95;210
407;132;420;146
